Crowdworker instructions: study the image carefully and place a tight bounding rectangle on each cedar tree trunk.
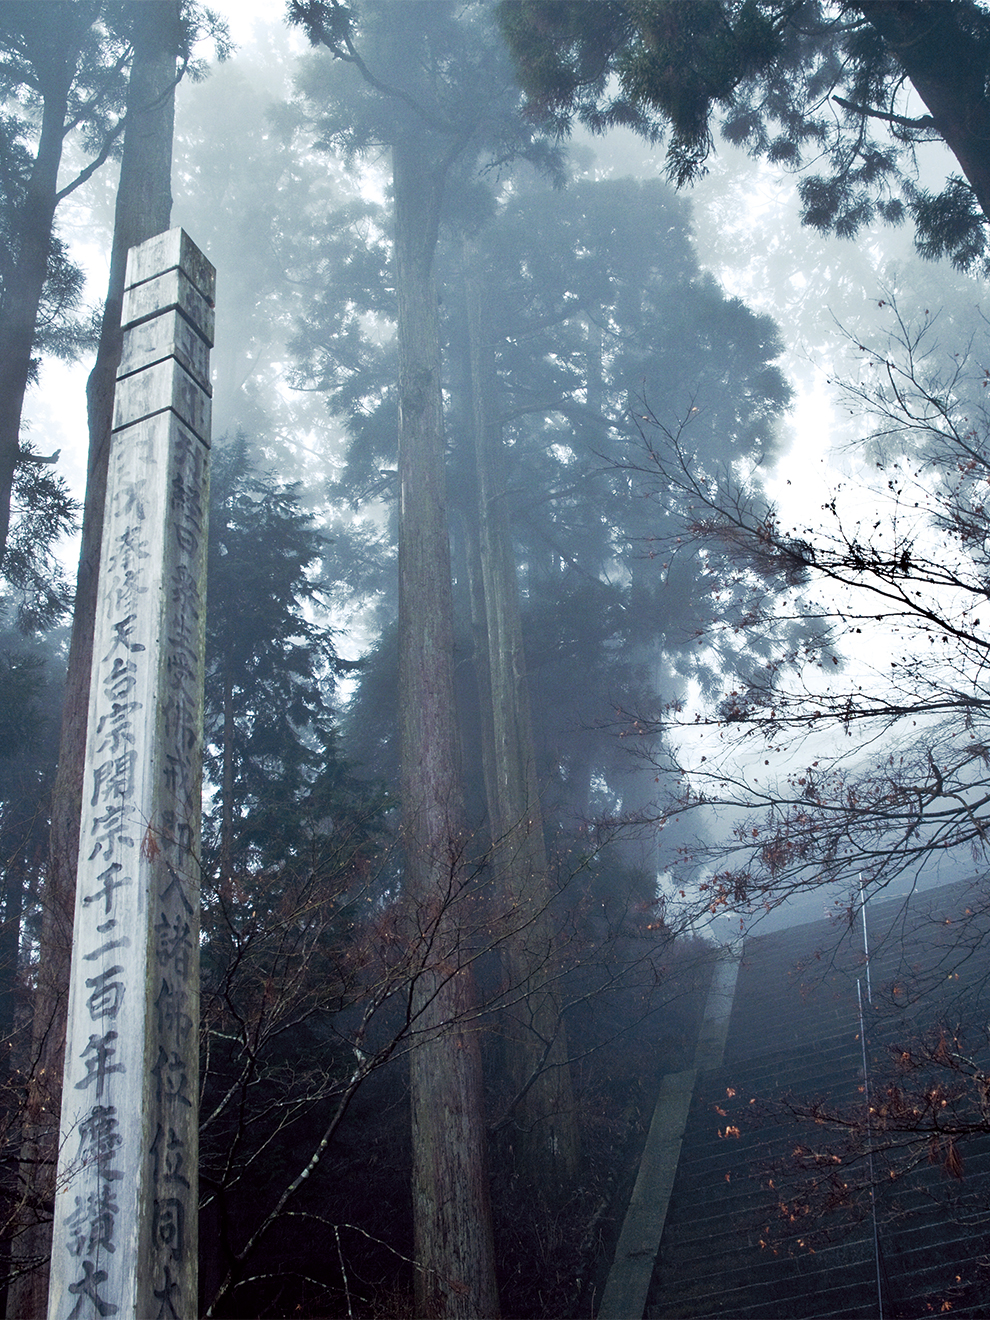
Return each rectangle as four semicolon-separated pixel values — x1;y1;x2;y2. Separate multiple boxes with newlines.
465;253;579;1183
394;134;500;1320
857;0;990;223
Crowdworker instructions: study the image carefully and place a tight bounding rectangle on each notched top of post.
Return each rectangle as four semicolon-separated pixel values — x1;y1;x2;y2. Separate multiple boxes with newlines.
126;228;215;303
122;229;216;345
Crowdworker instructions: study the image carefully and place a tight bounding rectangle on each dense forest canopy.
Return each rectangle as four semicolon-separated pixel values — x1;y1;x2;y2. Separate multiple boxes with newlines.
499;0;990;267
0;1;988;1317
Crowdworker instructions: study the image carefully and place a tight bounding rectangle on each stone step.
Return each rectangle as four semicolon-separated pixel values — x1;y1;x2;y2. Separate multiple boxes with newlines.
649;1236;880;1319
631;878;990;1320
657;1192;990;1292
648;1227;990;1317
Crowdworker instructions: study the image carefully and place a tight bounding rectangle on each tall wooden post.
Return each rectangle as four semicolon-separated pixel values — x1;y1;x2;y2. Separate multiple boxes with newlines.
47;229;214;1320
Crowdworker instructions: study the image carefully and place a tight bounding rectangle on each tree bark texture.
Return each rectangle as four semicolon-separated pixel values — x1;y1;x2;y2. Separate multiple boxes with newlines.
465;254;579;1183
394;137;500;1320
10;9;179;1316
856;0;990;224
463;511;500;837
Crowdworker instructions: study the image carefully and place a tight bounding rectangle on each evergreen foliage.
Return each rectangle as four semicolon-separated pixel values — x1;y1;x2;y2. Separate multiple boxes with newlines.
12;3;987;1313
0;1;230;569
0;441;75;1244
499;0;990;269
1;451;77;635
323;173;798;833
203;434;359;875
0;626;63;918
0;424;76;874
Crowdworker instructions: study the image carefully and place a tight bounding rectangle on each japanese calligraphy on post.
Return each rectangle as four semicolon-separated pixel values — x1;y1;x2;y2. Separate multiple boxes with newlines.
49;230;214;1320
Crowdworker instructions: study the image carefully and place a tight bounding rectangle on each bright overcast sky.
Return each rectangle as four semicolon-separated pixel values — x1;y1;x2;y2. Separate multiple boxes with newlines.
223;2;302;52
23;1;893;588
27;2;301;512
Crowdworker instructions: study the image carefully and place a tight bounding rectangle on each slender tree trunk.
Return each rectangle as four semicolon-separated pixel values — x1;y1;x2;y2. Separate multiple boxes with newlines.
11;10;179;1315
394;135;500;1320
0;862;24;1078
465;249;579;1183
450;302;497;834
462;510;499;840
0;72;72;571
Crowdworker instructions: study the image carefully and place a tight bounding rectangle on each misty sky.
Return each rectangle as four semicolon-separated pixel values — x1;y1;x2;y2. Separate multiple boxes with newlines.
23;0;988;937
35;2;977;544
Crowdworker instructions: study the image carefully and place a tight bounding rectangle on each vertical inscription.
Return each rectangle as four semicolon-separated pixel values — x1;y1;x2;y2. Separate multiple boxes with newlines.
144;417;206;1318
49;231;213;1320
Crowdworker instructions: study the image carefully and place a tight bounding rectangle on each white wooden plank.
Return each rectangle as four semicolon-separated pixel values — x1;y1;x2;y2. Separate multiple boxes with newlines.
113;356;212;442
49;229;211;1320
118;308;212;392
121;268;215;346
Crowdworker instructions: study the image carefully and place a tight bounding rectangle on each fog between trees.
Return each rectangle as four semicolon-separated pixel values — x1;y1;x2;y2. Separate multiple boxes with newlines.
1;2;990;1316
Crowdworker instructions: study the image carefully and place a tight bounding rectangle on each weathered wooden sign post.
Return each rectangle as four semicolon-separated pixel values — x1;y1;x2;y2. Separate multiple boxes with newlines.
48;229;214;1320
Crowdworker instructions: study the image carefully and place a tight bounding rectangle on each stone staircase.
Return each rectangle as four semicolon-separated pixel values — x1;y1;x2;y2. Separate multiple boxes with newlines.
603;879;990;1319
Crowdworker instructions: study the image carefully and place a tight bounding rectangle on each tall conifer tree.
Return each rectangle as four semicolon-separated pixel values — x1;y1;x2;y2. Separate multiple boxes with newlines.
286;3;530;1311
0;2;134;571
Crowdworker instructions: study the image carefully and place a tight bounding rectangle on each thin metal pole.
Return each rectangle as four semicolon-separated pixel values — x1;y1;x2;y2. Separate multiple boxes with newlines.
860;874;873;1006
858;874;883;1320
